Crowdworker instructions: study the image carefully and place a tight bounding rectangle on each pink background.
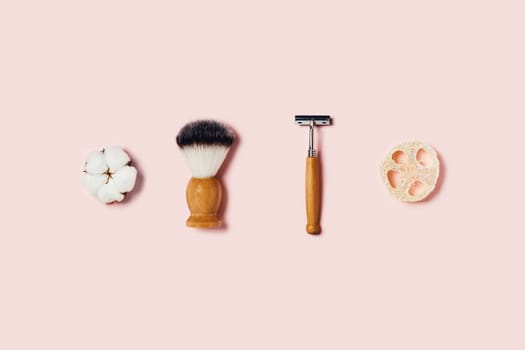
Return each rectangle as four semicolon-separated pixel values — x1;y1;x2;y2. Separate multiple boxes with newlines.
1;0;525;349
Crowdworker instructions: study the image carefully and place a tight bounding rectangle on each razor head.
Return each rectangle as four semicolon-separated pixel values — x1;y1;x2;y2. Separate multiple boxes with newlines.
295;115;331;126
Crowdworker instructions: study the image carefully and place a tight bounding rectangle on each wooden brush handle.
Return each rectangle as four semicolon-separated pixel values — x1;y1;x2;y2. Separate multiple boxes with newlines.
186;177;222;228
305;157;321;234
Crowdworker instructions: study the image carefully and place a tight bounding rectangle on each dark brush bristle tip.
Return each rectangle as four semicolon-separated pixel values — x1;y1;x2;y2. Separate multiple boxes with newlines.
176;120;235;148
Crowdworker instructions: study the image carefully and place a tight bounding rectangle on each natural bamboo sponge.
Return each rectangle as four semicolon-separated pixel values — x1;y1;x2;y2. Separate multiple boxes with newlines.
380;141;440;202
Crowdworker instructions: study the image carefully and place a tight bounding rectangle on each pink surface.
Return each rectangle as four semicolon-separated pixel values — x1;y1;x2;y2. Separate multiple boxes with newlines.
1;1;525;349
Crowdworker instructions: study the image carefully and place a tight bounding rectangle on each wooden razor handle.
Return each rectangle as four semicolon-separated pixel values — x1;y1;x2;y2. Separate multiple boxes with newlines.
305;156;321;234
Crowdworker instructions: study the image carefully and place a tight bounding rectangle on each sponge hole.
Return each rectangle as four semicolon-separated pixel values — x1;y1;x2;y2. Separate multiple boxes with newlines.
408;181;427;197
416;148;432;167
392;150;408;164
387;170;402;188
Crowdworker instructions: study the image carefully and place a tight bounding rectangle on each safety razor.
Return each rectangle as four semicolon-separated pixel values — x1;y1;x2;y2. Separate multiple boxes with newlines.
295;115;331;234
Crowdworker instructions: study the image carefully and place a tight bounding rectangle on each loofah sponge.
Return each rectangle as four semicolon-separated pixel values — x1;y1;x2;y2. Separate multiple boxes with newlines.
83;147;138;204
380;141;440;202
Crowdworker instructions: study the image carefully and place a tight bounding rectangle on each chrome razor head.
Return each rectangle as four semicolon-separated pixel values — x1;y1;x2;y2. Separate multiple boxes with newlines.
294;115;331;126
295;115;331;157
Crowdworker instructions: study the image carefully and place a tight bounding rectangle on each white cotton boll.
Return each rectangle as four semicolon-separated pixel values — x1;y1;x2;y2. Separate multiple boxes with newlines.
111;166;137;193
83;146;138;204
104;147;131;171
97;182;125;203
85;150;107;174
83;173;106;195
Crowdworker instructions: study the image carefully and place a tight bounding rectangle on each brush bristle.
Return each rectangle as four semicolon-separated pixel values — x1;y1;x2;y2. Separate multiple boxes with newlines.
176;120;234;148
176;120;235;178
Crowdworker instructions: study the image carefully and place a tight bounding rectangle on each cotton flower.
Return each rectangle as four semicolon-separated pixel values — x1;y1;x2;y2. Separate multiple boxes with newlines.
83;147;137;203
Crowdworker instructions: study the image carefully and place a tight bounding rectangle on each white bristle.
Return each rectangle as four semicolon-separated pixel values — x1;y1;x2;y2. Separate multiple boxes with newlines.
181;144;230;178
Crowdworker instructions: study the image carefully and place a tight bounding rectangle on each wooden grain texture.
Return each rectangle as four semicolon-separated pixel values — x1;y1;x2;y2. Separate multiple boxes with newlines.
305;157;321;234
186;177;222;228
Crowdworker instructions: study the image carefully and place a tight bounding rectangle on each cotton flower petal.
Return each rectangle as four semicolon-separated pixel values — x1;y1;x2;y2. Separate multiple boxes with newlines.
104;147;130;171
97;182;125;203
85;150;107;174
83;173;107;195
111;166;137;193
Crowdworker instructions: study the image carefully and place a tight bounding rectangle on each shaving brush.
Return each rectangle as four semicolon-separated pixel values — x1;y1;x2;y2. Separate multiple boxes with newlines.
176;120;235;228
